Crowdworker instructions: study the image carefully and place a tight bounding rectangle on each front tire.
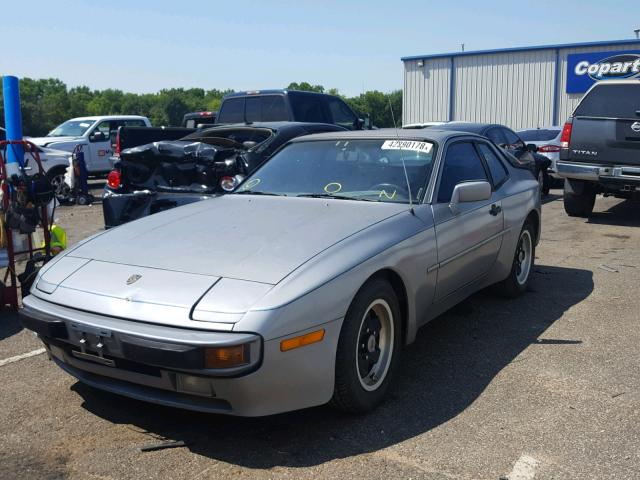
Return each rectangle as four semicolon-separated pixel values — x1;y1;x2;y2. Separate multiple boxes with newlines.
332;278;402;413
47;168;72;205
496;220;535;298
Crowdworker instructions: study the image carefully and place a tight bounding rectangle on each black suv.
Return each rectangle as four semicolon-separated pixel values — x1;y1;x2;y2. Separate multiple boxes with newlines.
557;80;640;217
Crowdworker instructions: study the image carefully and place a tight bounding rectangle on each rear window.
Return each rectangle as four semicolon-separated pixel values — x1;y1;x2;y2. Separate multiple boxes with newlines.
517;129;560;141
574;84;640;119
246;95;287;122
218;98;245;123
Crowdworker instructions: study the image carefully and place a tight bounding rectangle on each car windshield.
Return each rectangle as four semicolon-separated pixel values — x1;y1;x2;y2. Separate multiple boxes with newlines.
47;120;94;137
517;129;560;141
235;139;436;203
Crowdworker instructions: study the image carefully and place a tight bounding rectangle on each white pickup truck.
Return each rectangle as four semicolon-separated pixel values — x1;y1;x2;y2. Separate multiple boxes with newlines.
28;115;151;176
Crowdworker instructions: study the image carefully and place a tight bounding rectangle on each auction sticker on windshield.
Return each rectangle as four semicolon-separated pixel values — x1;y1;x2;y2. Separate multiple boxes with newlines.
381;140;433;153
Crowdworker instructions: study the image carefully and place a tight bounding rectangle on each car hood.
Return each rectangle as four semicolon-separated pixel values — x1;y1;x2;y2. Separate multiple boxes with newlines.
69;194;408;285
28;136;83;147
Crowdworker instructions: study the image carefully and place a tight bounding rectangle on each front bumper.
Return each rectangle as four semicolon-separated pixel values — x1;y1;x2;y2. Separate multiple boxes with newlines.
557;162;640;185
102;190;216;228
20;296;341;416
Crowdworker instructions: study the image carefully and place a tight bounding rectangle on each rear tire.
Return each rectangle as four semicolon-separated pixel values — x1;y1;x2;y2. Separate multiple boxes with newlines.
332;278;401;413
495;220;535;298
563;181;595;217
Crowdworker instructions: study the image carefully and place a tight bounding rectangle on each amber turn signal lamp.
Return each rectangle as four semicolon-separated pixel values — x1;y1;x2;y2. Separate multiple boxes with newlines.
280;329;325;352
204;344;249;369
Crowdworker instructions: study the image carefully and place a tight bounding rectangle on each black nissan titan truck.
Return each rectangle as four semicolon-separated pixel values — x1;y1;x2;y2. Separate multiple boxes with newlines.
557;80;640;217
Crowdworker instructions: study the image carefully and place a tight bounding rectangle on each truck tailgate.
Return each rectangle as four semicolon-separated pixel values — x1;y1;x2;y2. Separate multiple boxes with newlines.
569;116;640;166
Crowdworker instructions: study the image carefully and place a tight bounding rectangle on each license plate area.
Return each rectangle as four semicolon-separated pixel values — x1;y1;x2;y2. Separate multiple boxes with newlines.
69;322;116;367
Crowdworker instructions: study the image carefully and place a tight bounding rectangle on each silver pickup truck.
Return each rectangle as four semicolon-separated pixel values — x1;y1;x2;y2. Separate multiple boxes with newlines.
557;80;640;217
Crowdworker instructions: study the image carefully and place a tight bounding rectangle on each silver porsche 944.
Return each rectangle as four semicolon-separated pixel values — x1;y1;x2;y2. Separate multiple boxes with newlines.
21;129;541;416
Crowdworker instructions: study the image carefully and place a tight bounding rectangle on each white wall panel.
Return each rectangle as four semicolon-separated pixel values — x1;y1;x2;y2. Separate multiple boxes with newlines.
402;58;451;125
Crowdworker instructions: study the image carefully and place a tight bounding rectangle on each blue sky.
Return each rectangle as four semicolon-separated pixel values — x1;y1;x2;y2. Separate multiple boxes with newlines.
0;0;638;96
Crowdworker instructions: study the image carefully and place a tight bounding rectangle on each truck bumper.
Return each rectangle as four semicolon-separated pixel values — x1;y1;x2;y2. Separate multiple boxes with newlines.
557;162;640;186
102;190;216;228
20;296;341;416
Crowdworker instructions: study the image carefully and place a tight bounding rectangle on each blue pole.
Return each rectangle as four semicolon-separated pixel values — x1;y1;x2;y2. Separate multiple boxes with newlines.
2;75;24;165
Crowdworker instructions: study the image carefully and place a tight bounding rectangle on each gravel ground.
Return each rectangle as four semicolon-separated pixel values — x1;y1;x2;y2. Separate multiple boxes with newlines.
0;188;639;480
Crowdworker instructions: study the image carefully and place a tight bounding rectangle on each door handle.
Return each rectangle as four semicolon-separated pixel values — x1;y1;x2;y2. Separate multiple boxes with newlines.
489;204;502;216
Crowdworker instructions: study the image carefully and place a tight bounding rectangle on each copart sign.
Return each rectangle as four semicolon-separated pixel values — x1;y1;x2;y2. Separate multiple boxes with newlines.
566;50;640;94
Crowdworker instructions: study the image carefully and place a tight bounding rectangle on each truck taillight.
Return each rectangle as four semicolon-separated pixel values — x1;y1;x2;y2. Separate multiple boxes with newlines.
107;170;121;189
115;130;121;156
537;145;561;153
560;122;572;149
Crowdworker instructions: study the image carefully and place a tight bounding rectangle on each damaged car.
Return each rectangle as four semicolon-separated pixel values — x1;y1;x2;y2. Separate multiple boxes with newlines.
21;128;540;416
102;122;346;228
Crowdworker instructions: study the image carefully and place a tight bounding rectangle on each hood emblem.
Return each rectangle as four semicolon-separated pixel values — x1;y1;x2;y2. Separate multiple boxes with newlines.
126;274;142;285
631;122;640;133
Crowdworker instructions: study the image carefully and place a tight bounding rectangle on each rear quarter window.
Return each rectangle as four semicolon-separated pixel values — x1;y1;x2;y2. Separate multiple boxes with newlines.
574;84;640;119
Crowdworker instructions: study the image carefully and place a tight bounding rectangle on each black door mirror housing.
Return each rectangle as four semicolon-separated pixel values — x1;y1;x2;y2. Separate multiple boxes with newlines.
90;131;106;142
526;143;538;152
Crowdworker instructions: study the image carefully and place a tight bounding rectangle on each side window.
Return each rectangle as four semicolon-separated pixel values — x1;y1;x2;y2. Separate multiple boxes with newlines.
327;98;357;128
477;142;508;188
503;128;524;149
91;121;111;141
486;127;506;146
123;119;146;127
437;142;488;203
290;94;330;123
218;98;245;123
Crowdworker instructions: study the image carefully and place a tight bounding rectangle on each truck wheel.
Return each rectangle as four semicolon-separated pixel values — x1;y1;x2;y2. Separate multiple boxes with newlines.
47;168;72;205
563;180;595;217
331;278;401;413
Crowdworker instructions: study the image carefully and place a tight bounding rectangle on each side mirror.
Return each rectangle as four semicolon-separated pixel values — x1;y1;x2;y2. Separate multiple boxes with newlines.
449;181;492;214
526;143;538;152
90;131;106;142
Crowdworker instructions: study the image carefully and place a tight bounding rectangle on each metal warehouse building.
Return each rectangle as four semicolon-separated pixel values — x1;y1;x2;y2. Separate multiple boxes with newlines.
402;39;640;130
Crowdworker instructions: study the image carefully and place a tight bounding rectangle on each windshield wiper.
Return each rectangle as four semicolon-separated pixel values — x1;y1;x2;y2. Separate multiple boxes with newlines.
234;191;286;196
296;193;375;202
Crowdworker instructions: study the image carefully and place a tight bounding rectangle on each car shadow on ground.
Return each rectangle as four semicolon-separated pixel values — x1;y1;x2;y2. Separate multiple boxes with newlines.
588;199;640;227
541;191;561;205
72;264;593;469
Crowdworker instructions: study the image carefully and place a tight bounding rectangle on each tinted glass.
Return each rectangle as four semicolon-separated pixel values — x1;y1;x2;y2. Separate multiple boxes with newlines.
502;128;523;147
517;129;561;141
218;98;244;123
260;96;287;122
124;120;146;127
238;139;436;203
574;84;640;119
438;142;488;203
477;143;508;187
245;97;261;123
289;93;330;123
486;128;506;145
328;98;357;128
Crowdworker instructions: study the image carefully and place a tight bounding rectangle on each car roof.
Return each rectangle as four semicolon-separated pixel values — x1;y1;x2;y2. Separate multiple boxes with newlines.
223;89;333;98
288;127;481;143
433;122;505;134
200;121;345;132
517;126;561;131
68;115;148;122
